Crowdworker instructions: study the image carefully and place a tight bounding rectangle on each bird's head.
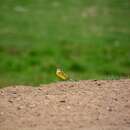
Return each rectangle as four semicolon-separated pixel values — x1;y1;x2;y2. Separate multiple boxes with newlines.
56;64;61;71
56;68;61;72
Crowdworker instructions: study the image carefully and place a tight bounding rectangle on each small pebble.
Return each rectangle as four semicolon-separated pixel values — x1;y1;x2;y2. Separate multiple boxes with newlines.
107;107;112;112
96;83;101;86
8;99;13;103
113;98;118;101
67;106;71;109
17;106;24;110
0;112;4;115
59;100;66;103
16;97;21;101
12;91;17;94
38;88;42;91
69;85;74;88
29;104;36;108
0;91;4;96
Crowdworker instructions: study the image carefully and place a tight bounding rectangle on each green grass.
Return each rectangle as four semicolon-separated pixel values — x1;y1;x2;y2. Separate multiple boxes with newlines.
0;0;130;87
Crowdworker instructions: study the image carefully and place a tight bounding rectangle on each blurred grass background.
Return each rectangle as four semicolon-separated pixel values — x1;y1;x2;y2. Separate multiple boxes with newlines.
0;0;130;87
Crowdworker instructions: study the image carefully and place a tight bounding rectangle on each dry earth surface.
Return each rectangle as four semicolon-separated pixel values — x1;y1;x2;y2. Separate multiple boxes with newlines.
0;79;130;130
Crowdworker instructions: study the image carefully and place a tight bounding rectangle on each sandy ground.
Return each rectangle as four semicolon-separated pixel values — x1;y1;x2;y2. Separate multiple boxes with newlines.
0;79;130;130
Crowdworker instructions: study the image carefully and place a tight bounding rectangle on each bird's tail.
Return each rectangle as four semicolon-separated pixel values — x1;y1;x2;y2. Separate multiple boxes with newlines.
68;78;77;82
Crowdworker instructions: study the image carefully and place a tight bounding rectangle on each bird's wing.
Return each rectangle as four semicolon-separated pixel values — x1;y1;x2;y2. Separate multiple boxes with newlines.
57;71;69;80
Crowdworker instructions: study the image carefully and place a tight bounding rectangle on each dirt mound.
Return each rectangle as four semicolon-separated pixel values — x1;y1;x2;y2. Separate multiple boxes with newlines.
0;80;130;130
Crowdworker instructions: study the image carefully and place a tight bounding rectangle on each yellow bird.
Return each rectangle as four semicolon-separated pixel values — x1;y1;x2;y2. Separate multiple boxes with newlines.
56;68;69;81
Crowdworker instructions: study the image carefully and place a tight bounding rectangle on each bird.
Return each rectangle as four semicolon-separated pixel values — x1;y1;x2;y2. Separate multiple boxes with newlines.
56;68;69;81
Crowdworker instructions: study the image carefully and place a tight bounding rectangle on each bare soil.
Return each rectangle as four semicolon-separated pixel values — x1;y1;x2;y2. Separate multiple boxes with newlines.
0;79;130;130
